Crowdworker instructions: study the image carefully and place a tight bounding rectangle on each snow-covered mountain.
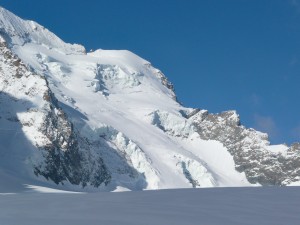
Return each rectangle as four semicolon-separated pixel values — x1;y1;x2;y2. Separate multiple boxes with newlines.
0;6;299;192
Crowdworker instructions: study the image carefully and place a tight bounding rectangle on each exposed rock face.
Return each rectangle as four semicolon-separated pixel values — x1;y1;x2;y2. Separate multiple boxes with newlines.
190;109;300;185
36;92;111;187
144;62;177;100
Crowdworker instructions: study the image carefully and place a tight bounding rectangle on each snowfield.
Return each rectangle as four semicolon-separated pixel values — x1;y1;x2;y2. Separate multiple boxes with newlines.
1;187;300;225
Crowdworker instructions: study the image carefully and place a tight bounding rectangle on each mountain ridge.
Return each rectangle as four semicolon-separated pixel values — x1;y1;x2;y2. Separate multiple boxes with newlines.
0;6;299;192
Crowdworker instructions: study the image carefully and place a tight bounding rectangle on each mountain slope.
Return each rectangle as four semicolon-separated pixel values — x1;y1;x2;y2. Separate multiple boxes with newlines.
0;6;299;192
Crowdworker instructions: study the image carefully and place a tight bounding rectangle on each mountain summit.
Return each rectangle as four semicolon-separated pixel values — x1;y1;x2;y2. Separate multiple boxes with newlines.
0;6;299;192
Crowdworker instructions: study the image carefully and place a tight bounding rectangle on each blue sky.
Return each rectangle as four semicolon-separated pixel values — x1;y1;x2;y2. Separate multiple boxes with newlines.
1;0;300;144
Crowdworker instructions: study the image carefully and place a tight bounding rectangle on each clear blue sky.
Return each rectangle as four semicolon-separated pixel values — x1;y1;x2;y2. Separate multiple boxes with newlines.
1;0;300;144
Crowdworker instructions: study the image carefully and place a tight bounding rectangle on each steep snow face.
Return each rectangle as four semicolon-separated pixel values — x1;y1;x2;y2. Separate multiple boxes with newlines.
0;36;47;185
0;7;85;54
0;6;299;192
0;35;111;192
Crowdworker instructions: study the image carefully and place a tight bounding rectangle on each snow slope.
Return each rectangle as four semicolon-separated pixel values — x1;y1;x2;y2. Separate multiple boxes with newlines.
1;187;300;225
0;6;299;192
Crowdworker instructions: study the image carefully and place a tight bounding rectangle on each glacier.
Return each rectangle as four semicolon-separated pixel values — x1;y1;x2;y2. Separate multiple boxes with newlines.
0;6;299;193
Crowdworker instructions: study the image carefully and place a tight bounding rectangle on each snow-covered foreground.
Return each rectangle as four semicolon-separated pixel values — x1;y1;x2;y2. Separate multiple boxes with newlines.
1;187;300;225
